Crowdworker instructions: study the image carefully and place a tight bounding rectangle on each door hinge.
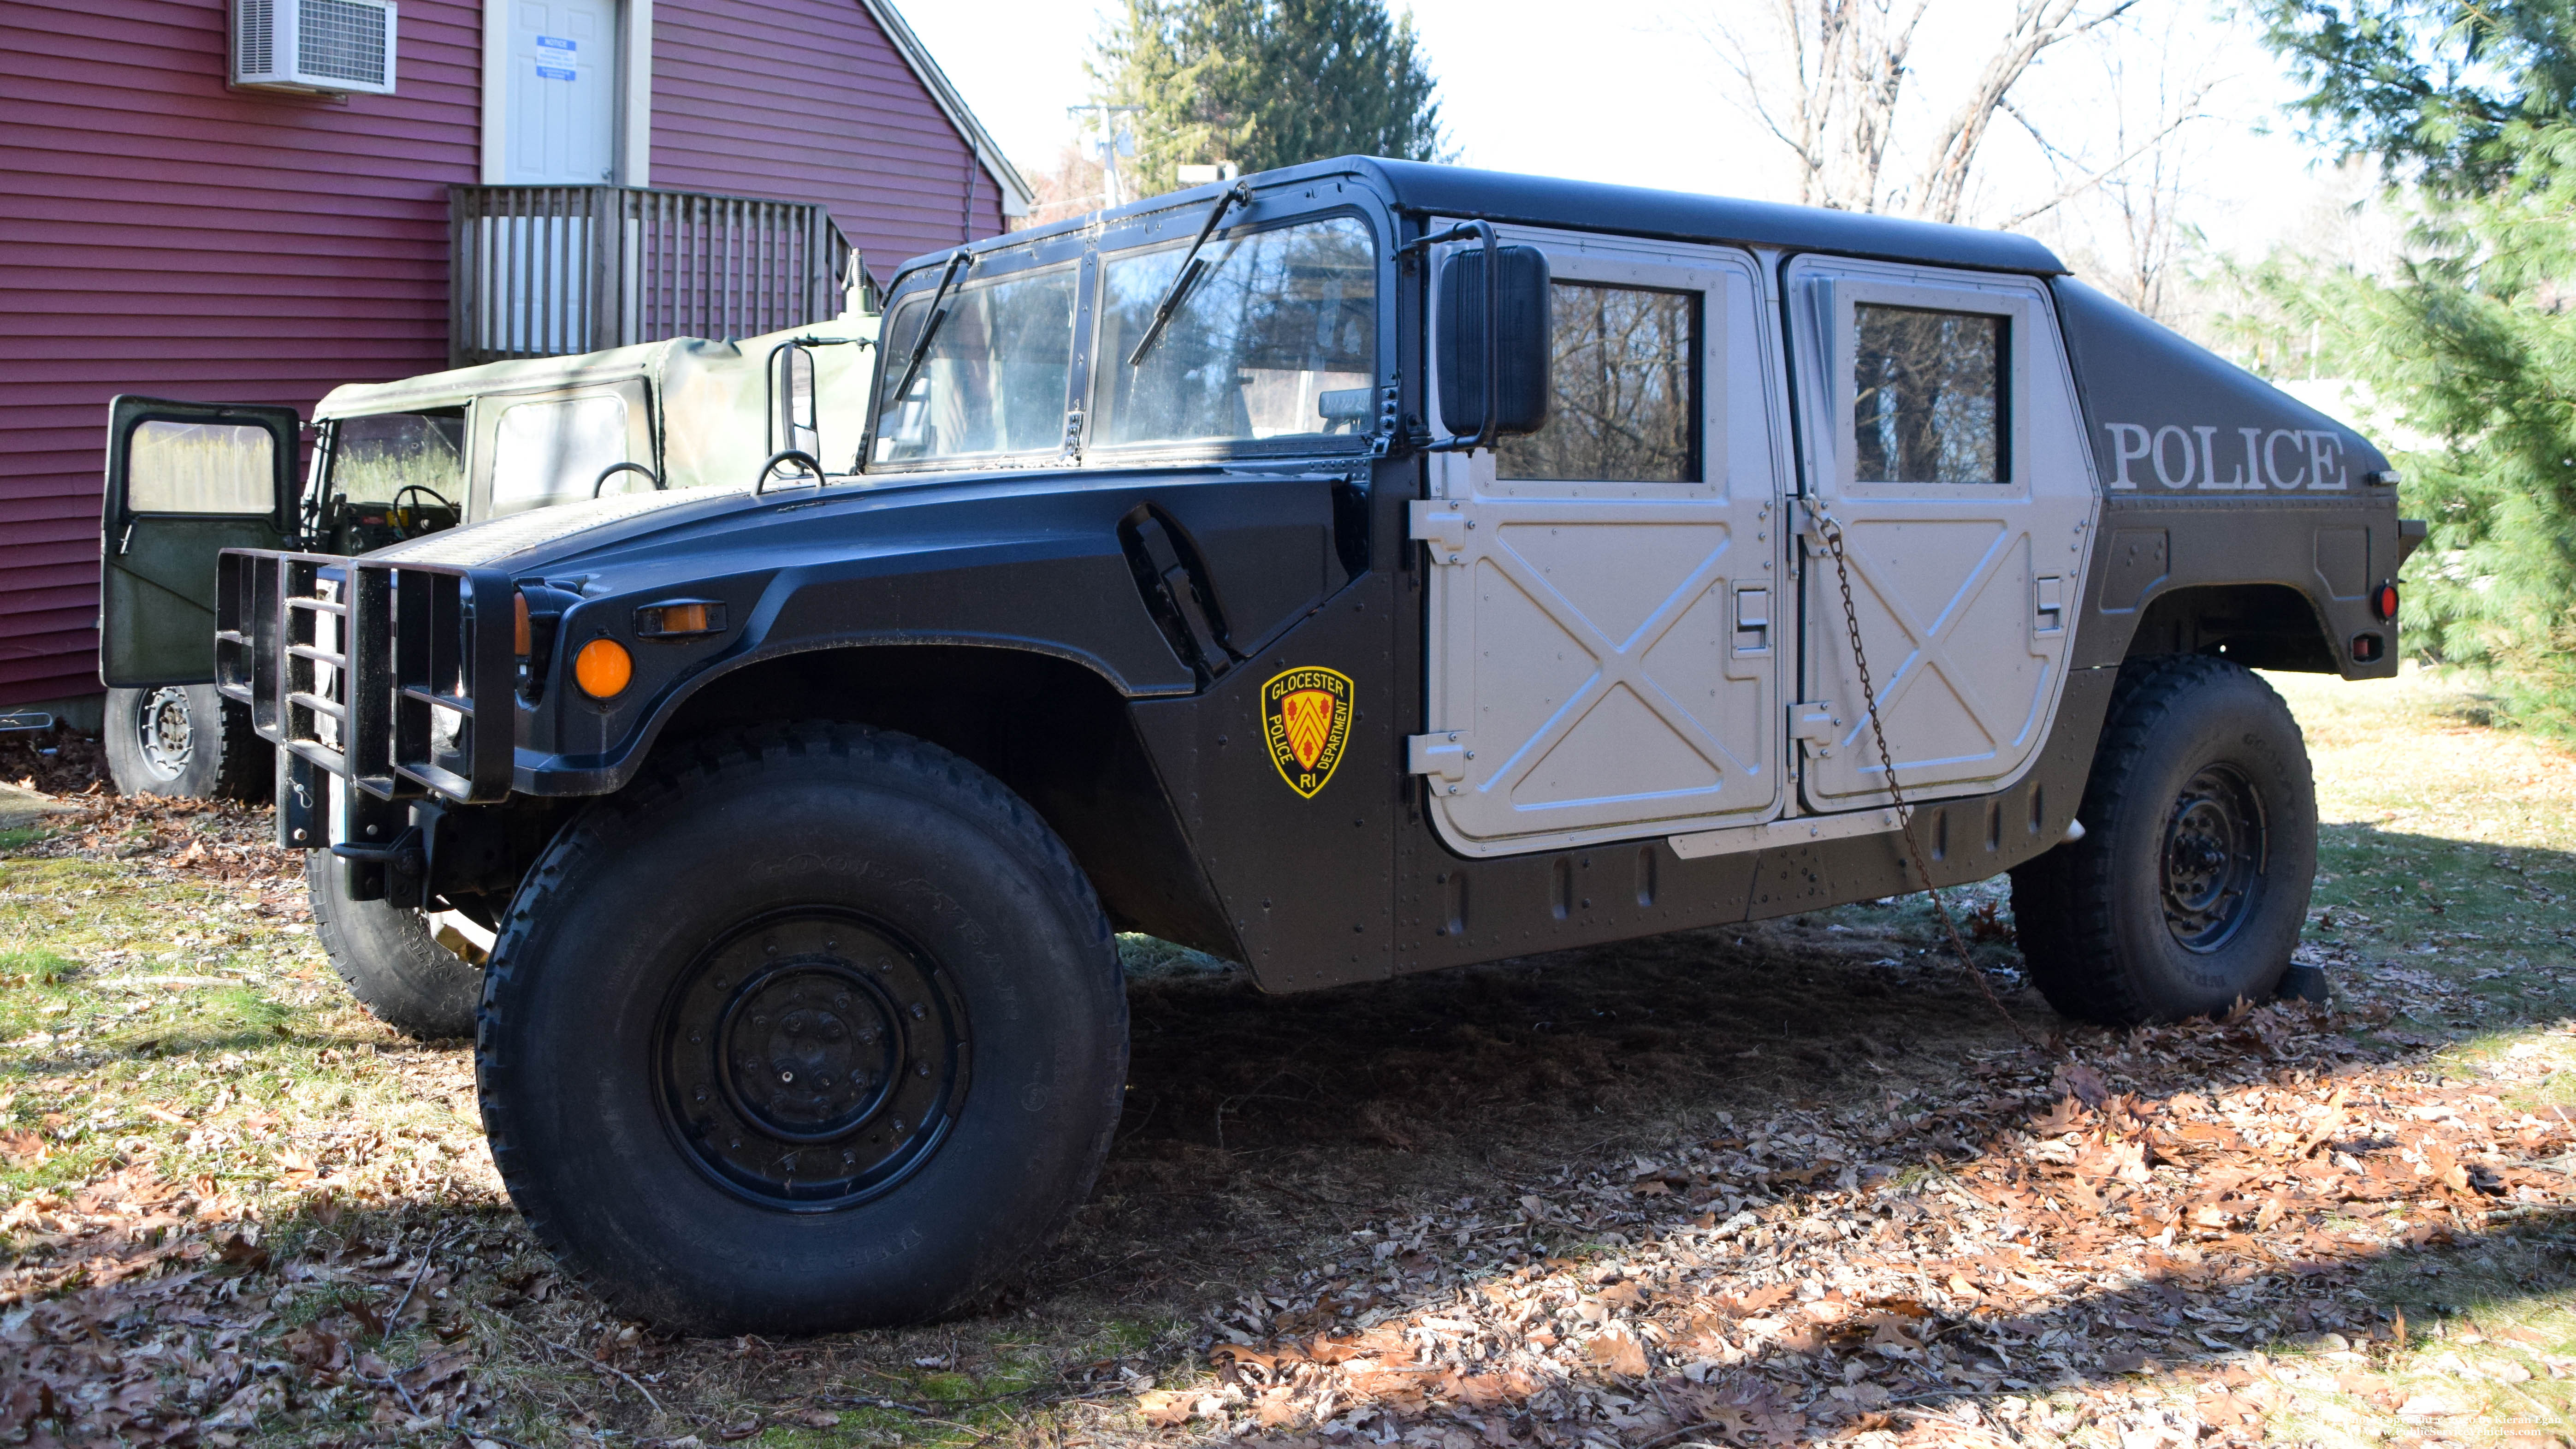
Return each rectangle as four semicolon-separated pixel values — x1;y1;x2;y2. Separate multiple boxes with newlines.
1407;500;1470;563
1789;700;1842;758
1407;731;1473;793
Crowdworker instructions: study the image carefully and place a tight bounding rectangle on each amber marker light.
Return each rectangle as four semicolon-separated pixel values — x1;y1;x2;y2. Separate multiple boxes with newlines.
574;637;633;699
514;591;533;656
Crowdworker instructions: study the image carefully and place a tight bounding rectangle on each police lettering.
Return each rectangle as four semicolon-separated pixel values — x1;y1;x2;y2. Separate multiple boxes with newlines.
2102;422;2349;492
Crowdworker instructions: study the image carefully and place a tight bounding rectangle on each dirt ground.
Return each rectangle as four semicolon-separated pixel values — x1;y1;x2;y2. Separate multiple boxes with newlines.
4;665;2576;1448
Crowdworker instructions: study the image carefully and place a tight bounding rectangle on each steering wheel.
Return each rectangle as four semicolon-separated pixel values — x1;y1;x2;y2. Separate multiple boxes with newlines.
392;483;456;514
593;461;663;498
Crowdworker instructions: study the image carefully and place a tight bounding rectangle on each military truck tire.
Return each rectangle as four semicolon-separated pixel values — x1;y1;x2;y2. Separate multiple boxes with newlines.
103;684;270;801
306;854;483;1039
475;723;1127;1335
2010;656;2317;1026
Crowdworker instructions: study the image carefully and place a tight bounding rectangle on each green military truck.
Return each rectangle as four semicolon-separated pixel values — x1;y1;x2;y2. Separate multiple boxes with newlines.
98;318;874;1025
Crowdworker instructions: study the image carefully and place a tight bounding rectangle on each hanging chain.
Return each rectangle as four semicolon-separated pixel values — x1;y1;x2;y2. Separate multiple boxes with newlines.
1811;509;2047;1054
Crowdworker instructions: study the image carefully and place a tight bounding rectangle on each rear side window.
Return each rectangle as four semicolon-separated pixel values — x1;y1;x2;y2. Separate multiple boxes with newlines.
1854;303;2007;483
491;395;629;515
1499;281;1699;483
125;420;275;514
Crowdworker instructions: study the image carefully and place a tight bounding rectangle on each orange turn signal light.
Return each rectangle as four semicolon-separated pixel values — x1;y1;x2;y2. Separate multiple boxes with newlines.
513;591;533;657
574;637;633;699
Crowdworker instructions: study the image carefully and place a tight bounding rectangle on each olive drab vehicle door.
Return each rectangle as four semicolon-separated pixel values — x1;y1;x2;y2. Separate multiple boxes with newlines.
99;396;302;688
1415;230;1793;857
1782;258;2098;811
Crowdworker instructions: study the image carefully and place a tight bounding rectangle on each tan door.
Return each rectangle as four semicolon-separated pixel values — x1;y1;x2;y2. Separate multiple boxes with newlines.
1415;229;1792;859
1783;257;2100;810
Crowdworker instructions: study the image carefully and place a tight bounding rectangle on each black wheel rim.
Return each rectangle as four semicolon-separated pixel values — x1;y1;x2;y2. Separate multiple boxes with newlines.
655;909;969;1211
136;687;195;780
2159;762;2268;953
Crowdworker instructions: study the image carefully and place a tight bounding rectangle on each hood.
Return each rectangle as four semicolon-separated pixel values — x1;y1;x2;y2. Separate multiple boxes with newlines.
368;484;756;568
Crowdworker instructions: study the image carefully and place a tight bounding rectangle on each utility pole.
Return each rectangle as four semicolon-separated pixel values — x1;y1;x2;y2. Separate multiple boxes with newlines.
1066;103;1142;208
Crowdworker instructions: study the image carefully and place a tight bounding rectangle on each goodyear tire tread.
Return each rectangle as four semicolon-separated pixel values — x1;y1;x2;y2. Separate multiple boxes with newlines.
307;853;482;1039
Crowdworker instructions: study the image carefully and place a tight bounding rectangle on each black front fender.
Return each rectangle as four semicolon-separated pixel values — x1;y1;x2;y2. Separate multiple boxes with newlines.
506;467;1353;796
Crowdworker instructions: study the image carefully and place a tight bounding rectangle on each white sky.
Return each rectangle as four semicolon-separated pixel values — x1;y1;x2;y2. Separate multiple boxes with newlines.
893;0;2345;264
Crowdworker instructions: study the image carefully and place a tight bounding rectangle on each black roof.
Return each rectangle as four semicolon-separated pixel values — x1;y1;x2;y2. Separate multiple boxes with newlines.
915;154;2065;283
1352;157;2064;274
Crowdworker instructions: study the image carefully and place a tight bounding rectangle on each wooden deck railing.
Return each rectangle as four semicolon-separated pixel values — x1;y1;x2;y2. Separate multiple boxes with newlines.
449;185;859;366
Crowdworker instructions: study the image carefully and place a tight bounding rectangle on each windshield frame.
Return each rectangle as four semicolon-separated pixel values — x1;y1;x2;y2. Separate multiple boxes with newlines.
858;230;1096;475
856;191;1395;476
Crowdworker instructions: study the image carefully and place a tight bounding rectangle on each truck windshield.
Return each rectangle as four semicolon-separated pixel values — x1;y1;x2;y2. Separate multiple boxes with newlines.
1093;215;1375;448
871;263;1078;463
332;410;467;505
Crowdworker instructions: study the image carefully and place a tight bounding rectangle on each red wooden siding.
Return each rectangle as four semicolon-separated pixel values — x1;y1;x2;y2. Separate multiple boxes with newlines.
0;0;1012;709
651;0;1006;284
0;0;476;707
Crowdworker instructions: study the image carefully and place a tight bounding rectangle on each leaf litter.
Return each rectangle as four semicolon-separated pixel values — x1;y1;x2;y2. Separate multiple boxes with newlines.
4;671;2576;1447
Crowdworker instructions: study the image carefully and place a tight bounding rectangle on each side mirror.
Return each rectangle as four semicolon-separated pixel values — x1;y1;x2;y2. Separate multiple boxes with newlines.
768;341;820;461
1436;240;1551;446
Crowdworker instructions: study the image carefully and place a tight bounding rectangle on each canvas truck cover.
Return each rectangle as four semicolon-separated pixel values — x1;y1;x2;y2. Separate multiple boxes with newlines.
311;318;880;493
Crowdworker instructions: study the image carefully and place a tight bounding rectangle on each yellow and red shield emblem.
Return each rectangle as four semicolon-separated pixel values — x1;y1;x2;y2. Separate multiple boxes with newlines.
1261;666;1354;799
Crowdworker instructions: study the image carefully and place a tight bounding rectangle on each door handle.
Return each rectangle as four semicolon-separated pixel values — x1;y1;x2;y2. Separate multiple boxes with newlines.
1732;585;1770;654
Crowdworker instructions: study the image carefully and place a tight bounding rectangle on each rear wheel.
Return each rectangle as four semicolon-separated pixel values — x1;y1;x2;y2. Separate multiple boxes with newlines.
103;684;269;801
2010;656;2317;1025
476;723;1126;1335
307;853;482;1039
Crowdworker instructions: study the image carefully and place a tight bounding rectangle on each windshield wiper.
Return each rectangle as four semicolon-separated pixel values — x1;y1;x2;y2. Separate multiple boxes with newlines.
885;249;976;409
1125;180;1253;368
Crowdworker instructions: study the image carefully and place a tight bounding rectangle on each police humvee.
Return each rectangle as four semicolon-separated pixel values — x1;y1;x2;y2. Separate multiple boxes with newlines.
112;157;2419;1334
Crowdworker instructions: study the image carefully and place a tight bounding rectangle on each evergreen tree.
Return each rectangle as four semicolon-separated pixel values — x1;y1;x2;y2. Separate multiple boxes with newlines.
2250;1;2576;730
1090;0;1447;199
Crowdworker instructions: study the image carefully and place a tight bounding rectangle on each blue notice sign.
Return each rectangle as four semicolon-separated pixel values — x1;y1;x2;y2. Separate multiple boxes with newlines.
537;35;576;50
535;65;576;80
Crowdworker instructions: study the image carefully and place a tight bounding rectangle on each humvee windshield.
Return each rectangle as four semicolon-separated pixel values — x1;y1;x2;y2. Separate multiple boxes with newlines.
332;410;468;505
869;214;1377;465
1093;216;1374;447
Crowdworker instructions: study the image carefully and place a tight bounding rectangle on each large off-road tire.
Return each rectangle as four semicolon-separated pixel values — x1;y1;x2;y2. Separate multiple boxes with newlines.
2010;656;2317;1026
103;684;270;801
476;724;1128;1336
307;853;481;1039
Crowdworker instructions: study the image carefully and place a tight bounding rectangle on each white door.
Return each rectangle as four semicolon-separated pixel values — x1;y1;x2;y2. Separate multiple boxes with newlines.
1784;257;2099;810
508;0;618;184
1415;229;1792;858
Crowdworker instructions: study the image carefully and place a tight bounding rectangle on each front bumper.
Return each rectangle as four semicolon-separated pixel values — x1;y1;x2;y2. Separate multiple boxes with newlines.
215;549;519;807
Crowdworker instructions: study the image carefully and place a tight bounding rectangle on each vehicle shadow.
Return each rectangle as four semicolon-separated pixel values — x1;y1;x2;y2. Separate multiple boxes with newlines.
1005;869;2576;1440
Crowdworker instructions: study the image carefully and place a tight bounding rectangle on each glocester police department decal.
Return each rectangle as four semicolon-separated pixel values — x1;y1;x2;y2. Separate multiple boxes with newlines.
1261;666;1353;799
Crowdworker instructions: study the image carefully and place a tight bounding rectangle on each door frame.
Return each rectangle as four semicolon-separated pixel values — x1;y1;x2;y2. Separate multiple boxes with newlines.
480;0;653;186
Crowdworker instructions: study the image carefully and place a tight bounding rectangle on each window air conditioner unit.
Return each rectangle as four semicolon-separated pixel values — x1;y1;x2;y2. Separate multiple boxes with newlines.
232;0;398;96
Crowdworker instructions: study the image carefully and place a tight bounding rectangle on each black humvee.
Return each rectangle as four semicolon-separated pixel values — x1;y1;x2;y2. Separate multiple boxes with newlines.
107;157;2419;1335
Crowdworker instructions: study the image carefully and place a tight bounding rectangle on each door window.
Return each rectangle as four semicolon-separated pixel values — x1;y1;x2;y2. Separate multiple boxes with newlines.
125;421;276;515
490;394;628;514
1499;281;1699;483
1852;303;2008;484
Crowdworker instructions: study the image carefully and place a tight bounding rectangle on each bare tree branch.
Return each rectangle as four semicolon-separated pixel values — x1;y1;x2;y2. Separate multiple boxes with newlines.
1990;93;2215;229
